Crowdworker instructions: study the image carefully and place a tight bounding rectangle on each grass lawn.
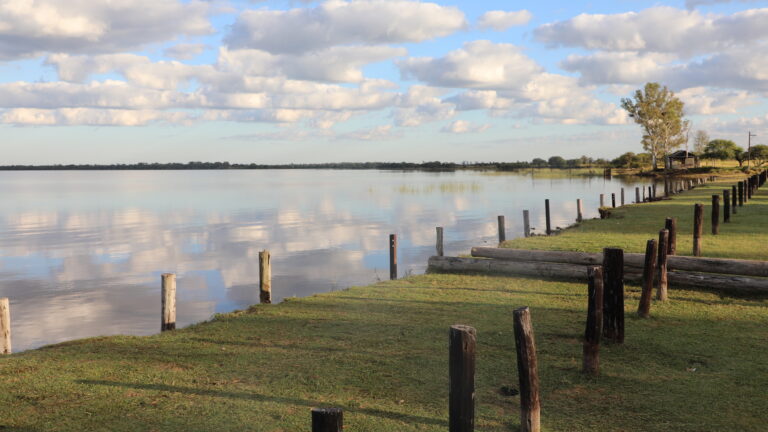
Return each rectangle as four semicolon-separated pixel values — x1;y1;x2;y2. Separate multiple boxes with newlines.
0;178;766;431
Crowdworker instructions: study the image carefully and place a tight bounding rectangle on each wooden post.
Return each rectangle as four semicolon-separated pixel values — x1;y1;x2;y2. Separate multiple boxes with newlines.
545;200;552;235
723;190;730;223
711;195;720;235
449;325;476;432
161;273;176;332
642;187;646;202
744;180;749;202
599;194;604;208
637;239;657;318
747;178;753;199
602;248;624;344
498;215;506;243
513;307;540;432
259;250;272;304
576;199;583;223
652;184;657;199
436;227;444;257
657;229;669;301
611;193;616;208
738;181;744;207
693;204;704;257
732;185;737;214
312;408;343;432
0;298;10;354
523;210;531;238
664;217;677;256
389;234;397;280
635;187;640;204
664;179;669;197
648;186;652;201
583;266;603;376
621;188;625;206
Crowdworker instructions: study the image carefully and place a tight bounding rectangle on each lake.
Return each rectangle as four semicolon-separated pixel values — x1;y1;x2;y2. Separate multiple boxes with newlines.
0;169;653;351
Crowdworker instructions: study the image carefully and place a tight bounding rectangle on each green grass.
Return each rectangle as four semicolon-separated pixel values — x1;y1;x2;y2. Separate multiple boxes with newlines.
505;179;768;261
1;179;767;431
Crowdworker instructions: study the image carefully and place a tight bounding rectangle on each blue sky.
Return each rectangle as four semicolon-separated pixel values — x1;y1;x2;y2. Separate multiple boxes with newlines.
1;0;767;164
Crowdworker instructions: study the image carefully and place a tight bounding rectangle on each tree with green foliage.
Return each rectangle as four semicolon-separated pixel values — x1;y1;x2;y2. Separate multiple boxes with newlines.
702;139;743;162
548;156;566;168
621;83;690;170
749;145;768;167
531;158;548;168
612;152;637;168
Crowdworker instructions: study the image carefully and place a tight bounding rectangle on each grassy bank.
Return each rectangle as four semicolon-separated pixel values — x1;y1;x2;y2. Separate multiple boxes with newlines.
505;179;768;261
1;180;766;431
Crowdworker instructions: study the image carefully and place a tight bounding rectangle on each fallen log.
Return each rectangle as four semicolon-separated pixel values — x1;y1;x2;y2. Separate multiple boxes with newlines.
428;256;768;295
471;247;768;278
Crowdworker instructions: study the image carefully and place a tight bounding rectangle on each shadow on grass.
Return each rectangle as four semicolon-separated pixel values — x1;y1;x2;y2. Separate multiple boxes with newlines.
77;380;447;427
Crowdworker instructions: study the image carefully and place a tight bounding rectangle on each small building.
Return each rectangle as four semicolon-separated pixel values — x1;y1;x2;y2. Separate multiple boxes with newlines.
666;150;699;169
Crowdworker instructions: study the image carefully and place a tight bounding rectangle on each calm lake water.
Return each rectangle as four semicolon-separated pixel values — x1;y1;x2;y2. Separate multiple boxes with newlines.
0;170;653;351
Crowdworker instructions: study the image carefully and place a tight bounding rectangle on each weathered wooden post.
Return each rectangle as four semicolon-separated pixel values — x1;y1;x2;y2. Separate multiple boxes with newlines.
513;307;540;432
389;234;397;280
637;240;657;318
744;180;750;202
436;227;444;257
0;298;10;354
498;215;506;243
583;266;603;376
161;273;176;331
635;187;640;204
312;408;343;432
642;187;646;202
711;195;720;235
259;250;272;304
738;181;744;206
664;217;677;255
723;190;731;223
732;185;737;214
648;186;653;201
693;204;704;257
664;179;669;197
523;210;531;237
449;325;476;432
652;184;657;199
657;229;669;301
611;193;616;208
576;199;583;223
545;200;552;235
599;194;605;208
602;248;624;344
621;188;625;206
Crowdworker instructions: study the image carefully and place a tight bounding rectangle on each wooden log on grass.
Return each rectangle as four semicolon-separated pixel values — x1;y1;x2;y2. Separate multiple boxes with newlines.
312;408;343;432
693;204;704;257
0;298;10;354
514;307;540;432
259;250;272;304
657;229;669;301
449;325;476;432
161;273;176;332
470;247;768;278
436;227;444;257
665;217;677;255
389;234;397;280
602;248;624;344
637;240;657;318
583;266;603;375
712;195;720;235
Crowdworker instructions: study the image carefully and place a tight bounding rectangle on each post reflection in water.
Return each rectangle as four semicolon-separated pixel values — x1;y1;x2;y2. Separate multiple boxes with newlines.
0;170;652;351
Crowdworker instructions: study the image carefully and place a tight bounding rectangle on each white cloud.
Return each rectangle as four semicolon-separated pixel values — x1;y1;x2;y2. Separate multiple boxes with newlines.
226;0;466;54
441;120;490;134
447;90;514;111
0;108;192;126
164;43;207;60
341;124;401;140
394;86;455;127
678;87;756;114
534;6;768;57
561;52;674;85
477;10;532;31
686;0;758;10
0;0;211;59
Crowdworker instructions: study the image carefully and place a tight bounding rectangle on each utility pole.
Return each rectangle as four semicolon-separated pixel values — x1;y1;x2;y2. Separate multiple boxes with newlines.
748;131;756;169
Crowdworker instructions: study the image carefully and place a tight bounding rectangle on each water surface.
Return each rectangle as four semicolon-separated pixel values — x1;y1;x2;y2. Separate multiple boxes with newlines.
0;169;652;351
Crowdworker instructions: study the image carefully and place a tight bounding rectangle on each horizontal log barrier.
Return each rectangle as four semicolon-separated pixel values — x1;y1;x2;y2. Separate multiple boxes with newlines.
428;256;768;294
470;247;768;278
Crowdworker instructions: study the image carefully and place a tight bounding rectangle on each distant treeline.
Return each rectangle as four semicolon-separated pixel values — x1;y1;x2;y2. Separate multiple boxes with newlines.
0;158;618;171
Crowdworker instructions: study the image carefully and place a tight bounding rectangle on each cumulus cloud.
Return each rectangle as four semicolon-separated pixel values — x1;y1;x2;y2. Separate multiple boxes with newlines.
164;43;207;60
0;108;192;126
534;6;768;57
0;0;211;59
677;87;756;114
686;0;758;9
441;120;490;134
394;86;455;127
477;10;532;31
341;124;402;140
226;0;466;54
561;52;674;85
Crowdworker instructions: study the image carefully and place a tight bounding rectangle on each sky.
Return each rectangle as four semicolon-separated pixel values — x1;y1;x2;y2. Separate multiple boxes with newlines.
2;0;768;164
